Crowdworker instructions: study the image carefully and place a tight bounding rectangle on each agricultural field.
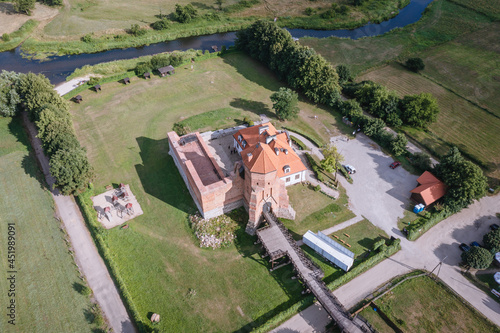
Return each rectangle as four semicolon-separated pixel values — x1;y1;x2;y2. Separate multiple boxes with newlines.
359;63;500;181
282;184;355;239
0;117;98;332
360;275;500;332
300;0;494;75
67;53;348;332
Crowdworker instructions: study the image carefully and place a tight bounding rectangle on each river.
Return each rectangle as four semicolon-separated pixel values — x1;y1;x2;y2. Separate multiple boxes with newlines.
0;0;433;85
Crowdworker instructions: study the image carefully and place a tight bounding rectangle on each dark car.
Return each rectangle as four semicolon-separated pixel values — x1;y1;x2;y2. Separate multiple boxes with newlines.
390;161;401;169
470;241;481;247
491;224;499;231
459;243;470;252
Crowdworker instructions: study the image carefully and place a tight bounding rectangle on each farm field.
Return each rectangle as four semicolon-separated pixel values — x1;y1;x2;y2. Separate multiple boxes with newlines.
300;0;494;76
282;184;355;239
68;53;347;332
359;63;500;181
360;275;500;332
0;117;98;332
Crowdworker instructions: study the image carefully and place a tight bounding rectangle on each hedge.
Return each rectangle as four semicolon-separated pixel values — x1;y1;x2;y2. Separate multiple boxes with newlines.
338;164;353;183
406;210;451;241
282;126;323;147
76;186;151;332
290;135;306;150
305;153;323;182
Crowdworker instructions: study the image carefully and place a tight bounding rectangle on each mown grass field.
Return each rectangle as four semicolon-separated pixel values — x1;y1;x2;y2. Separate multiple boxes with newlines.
68;53;348;332
360;275;500;332
282;184;355;239
0;117;97;332
359;63;500;181
300;0;494;76
304;219;389;282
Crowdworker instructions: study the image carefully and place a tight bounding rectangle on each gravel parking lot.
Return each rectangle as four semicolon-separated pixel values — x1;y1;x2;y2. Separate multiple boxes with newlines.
331;133;418;236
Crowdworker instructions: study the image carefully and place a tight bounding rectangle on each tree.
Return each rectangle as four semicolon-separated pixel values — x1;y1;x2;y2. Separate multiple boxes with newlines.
412;152;432;171
49;147;94;195
405;57;425;73
215;0;224;11
362;117;385;137
270;87;299;121
339;99;363;121
129;24;147;36
174;4;198;23
13;0;35;15
336;64;353;86
41;0;63;5
321;144;344;179
390;133;408;156
483;229;500;253
0;71;23;117
461;246;493;269
151;18;170;30
35;105;75;155
400;93;439;128
434;147;487;211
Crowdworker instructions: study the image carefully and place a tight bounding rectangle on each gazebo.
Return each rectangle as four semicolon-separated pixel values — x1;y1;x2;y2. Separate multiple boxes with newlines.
74;95;83;103
123;77;130;84
158;65;175;77
144;72;151;79
94;84;101;92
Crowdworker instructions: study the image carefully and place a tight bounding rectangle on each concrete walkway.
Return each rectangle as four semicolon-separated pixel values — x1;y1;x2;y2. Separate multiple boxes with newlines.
22;112;136;333
55;75;96;96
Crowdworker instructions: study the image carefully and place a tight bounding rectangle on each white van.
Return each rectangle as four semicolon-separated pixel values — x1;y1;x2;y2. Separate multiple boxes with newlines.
344;164;356;174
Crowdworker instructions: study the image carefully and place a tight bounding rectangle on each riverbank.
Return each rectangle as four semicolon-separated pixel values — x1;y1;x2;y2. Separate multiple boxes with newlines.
3;0;410;58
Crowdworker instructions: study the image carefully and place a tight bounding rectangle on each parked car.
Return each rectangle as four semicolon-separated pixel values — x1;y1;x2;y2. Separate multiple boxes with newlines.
390;161;401;169
470;241;481;247
459;243;470;252
491;223;499;231
344;164;356;174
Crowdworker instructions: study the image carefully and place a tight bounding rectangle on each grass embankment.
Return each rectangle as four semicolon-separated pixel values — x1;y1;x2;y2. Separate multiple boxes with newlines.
360;275;500;332
358;63;500;181
0;20;38;52
21;0;407;56
300;0;495;76
283;184;355;239
67;53;346;332
0;117;99;332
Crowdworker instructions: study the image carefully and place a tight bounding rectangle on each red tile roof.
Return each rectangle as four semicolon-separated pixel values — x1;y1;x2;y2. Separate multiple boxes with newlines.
236;123;306;176
410;171;447;206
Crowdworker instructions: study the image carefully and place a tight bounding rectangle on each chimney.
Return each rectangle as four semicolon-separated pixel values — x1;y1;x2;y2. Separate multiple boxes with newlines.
284;149;288;155
247;153;253;161
274;148;280;156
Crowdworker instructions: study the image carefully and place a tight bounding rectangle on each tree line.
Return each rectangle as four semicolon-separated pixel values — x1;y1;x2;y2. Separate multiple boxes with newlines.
0;70;93;195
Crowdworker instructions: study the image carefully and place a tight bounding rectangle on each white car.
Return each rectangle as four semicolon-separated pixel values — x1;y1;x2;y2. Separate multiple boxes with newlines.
344;164;356;174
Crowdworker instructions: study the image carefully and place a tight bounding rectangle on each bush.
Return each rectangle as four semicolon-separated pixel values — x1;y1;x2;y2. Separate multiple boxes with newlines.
406;209;451;241
2;33;11;42
174;4;198;23
314;185;321;192
405;57;425;73
87;76;100;86
151;18;170;31
372;239;385;251
129;24;147;36
173;122;190;136
390;133;408;156
134;62;152;76
461;246;493;269
483;229;500;253
305;7;314;16
412;152;432;171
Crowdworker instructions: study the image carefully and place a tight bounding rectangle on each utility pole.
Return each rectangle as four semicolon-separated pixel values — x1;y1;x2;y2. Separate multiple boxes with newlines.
429;256;447;278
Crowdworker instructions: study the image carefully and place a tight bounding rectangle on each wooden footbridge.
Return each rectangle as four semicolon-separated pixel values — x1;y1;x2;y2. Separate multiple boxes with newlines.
256;210;373;333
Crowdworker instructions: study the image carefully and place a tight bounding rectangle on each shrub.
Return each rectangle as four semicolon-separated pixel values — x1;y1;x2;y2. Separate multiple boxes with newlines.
174;4;198;23
372;239;385;251
305;7;314;16
336;64;353;86
2;33;11;42
390;133;408;156
134;62;152;76
87;76;100;86
151;18;170;31
314;185;321;192
405;57;425;73
412;152;432;171
173;122;190;136
461;246;493;269
81;33;93;43
483;229;500;253
129;24;147;36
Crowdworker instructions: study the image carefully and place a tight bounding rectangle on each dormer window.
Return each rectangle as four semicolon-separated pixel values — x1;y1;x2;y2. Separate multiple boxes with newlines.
283;165;291;174
238;135;243;142
242;140;247;148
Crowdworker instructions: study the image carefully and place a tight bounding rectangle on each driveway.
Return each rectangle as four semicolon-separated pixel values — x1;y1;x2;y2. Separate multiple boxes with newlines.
331;133;418;236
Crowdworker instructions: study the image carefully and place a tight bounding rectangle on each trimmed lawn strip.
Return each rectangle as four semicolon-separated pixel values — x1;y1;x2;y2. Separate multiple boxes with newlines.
0;117;97;332
361;275;500;332
282;185;355;240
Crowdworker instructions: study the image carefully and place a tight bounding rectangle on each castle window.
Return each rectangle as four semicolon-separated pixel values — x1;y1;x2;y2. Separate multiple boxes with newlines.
295;174;300;180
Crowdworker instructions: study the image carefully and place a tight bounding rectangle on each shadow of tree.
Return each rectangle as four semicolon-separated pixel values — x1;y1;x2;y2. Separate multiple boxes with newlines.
134;136;195;214
222;54;282;91
192;2;214;10
230;98;273;118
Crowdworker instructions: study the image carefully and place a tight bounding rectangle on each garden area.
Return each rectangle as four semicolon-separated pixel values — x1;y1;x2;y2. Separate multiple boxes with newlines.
282;183;355;239
66;52;352;331
360;275;500;332
0;117;100;332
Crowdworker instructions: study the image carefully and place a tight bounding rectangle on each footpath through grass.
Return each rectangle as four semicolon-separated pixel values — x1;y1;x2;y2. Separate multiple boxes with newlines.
68;53;344;332
360;275;500;332
0;117;98;332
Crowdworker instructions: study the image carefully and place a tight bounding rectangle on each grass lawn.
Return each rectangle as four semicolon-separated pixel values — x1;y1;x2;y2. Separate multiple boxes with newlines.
360;275;500;332
0;117;98;332
68;53;346;332
282;184;355;239
300;0;494;76
303;219;389;283
358;63;500;181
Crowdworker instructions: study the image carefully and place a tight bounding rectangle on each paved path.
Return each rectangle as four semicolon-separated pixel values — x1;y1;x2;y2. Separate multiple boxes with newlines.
55;75;96;96
22;112;136;333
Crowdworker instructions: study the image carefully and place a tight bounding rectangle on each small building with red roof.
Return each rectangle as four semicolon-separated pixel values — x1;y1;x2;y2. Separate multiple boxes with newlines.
410;171;447;206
